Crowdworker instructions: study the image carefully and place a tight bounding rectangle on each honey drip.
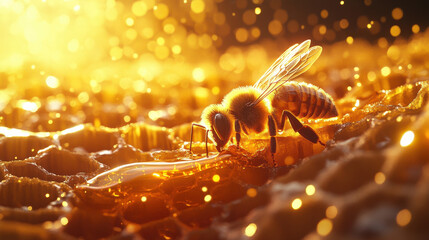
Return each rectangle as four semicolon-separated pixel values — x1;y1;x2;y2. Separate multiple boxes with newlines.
76;154;232;201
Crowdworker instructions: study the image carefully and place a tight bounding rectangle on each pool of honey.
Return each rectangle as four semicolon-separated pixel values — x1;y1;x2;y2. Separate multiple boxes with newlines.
1;5;429;238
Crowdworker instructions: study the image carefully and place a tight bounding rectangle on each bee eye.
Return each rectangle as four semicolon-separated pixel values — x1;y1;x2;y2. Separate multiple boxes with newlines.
213;113;231;142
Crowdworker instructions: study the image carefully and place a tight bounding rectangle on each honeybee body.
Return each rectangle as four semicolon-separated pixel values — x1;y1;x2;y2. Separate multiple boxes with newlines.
191;40;333;157
271;82;338;125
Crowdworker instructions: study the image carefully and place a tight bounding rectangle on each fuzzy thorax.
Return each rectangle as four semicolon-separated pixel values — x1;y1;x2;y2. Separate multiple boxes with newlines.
222;86;272;134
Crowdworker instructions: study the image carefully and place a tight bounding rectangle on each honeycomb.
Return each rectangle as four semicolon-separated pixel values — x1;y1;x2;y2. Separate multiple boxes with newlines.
1;1;429;240
2;32;429;239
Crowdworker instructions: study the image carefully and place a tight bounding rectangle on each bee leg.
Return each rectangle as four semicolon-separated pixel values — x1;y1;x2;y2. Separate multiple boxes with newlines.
205;129;209;157
190;123;209;157
280;110;324;146
234;119;241;149
268;115;277;167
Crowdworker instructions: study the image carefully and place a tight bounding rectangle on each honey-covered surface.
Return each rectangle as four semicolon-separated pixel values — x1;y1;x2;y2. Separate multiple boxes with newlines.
1;1;429;239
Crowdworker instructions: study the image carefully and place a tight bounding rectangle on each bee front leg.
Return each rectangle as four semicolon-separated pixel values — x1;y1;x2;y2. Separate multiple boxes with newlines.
279;110;325;146
268;115;277;166
234;119;241;148
190;123;209;157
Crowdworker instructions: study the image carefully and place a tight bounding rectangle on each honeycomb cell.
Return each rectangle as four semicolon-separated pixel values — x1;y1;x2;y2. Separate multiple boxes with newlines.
35;146;104;176
211;182;247;204
0;177;69;209
122;195;170;224
160;174;197;194
4;161;66;182
0;221;74;240
62;207;121;239
0;165;6;181
318;152;385;194
177;204;222;228
221;189;270;222
0;136;53;161
254;198;329;240
173;187;206;210
92;144;150;168
0;206;66;224
121;122;177;151
137;217;182;240
58;124;119;152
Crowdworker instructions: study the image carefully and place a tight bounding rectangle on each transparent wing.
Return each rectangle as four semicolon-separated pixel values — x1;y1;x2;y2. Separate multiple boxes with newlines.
251;40;322;106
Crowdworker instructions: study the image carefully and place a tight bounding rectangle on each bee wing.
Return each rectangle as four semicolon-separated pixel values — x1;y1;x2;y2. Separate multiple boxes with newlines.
251;40;322;106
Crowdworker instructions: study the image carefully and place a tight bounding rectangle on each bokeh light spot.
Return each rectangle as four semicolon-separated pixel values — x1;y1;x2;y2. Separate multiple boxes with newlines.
153;3;169;19
305;185;316;196
392;8;403;20
244;223;257;237
317;218;333;236
291;198;302;210
46;76;59;89
191;0;205;14
396;209;412;227
400;131;414;147
390;25;401;37
268;20;282;35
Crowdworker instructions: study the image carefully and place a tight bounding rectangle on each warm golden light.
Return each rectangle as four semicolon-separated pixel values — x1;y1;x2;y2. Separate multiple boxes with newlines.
392;8;403;20
305;185;316;196
141;196;147;202
317;218;333;236
132;1;148;16
153;3;169;19
247;188;258;198
400;131;415;147
244;223;257;237
284;156;294;165
374;172;386;184
60;217;69;226
235;28;249;42
46;76;60;89
381;66;391;77
346;36;353;44
367;71;377;81
396;209;412;227
412;24;420;34
319;25;327;35
191;0;205;13
268;20;283;35
291;198;302;210
339;19;349;29
192;67;206;82
17;100;40;112
212;174;220;182
204;194;212;202
320;9;328;19
325;206;338;219
390;25;401;37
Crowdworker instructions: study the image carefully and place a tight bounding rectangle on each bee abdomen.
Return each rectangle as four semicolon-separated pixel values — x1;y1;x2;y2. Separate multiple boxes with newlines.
272;82;338;119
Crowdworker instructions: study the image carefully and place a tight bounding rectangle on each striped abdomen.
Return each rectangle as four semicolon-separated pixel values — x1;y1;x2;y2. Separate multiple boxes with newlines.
271;82;338;121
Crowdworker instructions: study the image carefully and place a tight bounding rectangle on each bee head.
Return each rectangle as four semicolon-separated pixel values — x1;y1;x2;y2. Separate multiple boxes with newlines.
201;104;233;151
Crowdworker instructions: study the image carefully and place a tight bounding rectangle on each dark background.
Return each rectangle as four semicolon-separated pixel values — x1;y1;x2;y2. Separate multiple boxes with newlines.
216;0;428;46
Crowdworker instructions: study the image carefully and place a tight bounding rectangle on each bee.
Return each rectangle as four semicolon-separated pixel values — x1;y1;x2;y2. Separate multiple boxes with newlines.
190;40;338;159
